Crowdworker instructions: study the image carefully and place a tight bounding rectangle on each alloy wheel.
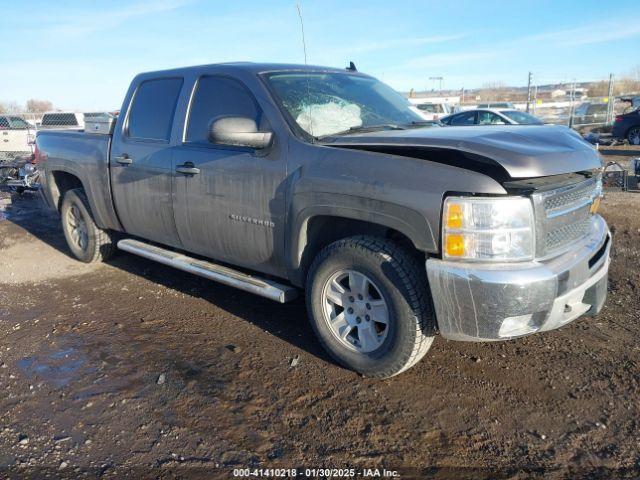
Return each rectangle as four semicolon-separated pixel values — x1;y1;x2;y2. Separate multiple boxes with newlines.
66;204;88;252
321;270;390;353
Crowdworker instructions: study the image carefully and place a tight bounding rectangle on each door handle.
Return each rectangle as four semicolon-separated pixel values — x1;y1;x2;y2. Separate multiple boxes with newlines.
176;163;200;175
115;154;133;165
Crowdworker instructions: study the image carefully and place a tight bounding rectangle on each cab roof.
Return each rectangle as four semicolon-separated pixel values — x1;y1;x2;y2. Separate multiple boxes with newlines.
138;62;367;77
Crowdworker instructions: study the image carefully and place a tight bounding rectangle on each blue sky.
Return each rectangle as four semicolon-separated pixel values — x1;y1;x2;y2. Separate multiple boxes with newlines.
2;0;639;110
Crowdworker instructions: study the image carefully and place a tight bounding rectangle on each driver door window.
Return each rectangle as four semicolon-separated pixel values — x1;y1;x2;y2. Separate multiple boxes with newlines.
185;76;265;145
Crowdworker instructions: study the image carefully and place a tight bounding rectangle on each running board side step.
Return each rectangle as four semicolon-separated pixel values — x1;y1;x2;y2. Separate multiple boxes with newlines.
117;239;298;303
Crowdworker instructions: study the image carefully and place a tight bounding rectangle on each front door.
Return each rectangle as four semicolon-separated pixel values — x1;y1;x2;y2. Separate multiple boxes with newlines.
172;75;287;276
110;77;184;248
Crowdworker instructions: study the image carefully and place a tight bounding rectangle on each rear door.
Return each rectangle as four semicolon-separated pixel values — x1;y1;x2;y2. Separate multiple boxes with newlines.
171;75;287;276
110;77;184;248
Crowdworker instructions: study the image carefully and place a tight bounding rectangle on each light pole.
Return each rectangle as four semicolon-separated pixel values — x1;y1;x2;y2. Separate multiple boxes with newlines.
429;76;443;91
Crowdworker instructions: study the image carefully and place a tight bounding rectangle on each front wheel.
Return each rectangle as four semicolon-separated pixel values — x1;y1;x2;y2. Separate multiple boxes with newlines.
306;236;435;378
60;188;115;263
628;127;640;146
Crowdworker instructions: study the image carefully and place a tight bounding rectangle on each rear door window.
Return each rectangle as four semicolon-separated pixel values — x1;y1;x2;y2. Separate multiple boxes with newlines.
127;78;183;141
185;75;262;145
478;111;507;125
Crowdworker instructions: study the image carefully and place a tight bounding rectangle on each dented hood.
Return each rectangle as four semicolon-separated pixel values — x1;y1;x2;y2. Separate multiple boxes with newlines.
321;124;603;178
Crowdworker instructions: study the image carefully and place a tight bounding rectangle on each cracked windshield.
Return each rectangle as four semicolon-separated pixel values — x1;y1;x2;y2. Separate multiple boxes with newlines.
266;72;429;137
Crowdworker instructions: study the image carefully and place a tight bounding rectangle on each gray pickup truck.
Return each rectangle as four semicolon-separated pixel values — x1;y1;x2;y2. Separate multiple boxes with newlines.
36;63;611;378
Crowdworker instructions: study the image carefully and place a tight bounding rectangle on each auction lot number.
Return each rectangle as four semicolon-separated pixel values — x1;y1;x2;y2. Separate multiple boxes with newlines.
233;468;399;478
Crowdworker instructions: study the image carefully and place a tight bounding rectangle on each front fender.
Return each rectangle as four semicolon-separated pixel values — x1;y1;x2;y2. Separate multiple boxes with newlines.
286;191;435;285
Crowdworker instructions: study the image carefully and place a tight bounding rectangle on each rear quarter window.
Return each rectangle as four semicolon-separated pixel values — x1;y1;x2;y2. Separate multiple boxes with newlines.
127;78;183;141
41;113;79;126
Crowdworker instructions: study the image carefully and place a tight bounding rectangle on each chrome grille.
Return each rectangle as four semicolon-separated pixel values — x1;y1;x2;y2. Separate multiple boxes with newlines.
543;181;595;215
533;178;597;258
545;217;592;252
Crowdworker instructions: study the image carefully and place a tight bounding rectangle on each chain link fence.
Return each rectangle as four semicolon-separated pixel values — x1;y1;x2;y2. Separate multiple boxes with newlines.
407;73;640;135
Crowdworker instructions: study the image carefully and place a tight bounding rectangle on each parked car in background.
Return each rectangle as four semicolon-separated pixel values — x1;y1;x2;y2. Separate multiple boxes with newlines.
572;102;609;126
612;108;640;145
0;115;35;161
619;96;640;111
440;108;543;126
477;102;515;109
408;99;450;121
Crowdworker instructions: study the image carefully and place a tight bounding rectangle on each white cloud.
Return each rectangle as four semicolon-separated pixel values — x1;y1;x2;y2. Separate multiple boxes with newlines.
32;0;193;38
525;20;640;47
402;50;496;69
343;34;467;55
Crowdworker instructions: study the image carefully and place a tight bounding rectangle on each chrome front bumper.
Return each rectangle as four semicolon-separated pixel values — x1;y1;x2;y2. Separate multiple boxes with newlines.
426;214;610;341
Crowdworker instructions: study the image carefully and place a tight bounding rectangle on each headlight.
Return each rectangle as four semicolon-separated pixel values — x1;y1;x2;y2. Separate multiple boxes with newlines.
443;196;535;261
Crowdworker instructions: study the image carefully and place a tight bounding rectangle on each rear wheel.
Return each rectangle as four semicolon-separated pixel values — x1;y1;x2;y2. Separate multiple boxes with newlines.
628;127;640;146
60;188;115;263
306;235;435;378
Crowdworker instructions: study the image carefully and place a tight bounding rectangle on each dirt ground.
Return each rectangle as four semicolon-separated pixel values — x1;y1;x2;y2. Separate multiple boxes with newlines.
1;176;639;479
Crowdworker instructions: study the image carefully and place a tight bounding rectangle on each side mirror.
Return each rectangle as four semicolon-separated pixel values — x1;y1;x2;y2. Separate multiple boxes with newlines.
209;116;272;149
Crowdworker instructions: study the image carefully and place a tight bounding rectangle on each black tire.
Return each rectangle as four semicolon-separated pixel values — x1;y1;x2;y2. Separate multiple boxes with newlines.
60;188;115;263
627;127;640;146
306;235;435;378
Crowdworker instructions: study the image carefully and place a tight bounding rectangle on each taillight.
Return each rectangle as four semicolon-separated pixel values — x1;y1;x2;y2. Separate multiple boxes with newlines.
33;143;41;164
615;115;623;122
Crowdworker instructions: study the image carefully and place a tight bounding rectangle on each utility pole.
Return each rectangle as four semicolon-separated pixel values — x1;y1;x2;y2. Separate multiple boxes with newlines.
429;76;443;91
606;73;615;125
568;81;576;128
526;71;532;112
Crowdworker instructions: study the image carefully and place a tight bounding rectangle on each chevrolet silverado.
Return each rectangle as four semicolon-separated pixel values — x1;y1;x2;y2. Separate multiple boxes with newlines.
36;63;610;377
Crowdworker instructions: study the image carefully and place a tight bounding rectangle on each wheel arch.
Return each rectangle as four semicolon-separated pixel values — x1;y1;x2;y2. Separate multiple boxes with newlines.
627;125;640;143
46;167;121;231
49;169;84;212
288;200;435;287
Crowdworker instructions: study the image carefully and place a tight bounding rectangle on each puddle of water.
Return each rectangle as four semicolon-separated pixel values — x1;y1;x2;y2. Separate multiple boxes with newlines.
16;342;95;388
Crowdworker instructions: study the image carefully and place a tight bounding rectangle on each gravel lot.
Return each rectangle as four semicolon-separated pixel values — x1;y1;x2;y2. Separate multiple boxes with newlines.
0;182;639;479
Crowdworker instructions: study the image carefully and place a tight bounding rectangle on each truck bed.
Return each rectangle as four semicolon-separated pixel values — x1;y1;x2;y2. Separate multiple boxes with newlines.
37;130;121;231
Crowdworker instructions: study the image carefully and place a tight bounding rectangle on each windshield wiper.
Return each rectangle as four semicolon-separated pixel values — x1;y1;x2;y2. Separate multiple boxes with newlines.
405;120;441;127
351;123;407;132
325;124;407;137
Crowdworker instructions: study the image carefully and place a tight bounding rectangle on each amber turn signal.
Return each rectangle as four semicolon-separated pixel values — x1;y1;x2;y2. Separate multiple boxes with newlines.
446;203;464;229
445;234;465;257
